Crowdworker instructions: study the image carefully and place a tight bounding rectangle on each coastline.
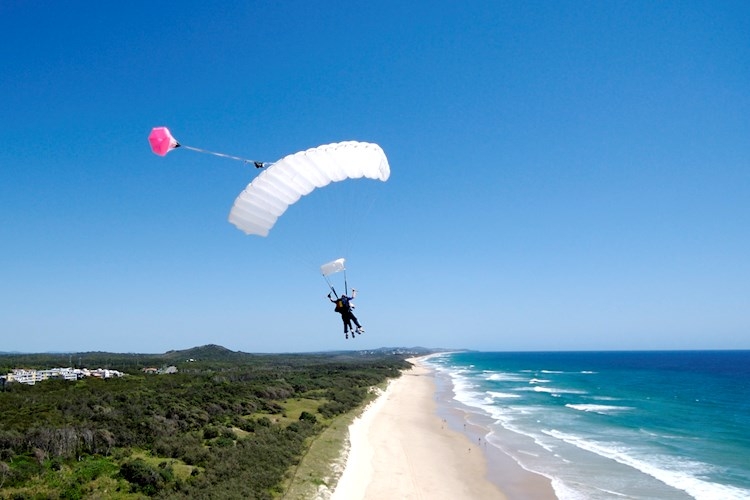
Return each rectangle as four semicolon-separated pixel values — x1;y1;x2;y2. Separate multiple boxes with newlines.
428;356;558;499
329;356;556;499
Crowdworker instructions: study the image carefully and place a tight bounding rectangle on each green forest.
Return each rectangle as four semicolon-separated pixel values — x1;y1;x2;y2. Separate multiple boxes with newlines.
0;345;419;499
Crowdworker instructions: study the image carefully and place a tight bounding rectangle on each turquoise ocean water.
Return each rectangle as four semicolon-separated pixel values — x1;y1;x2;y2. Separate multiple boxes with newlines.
425;351;750;500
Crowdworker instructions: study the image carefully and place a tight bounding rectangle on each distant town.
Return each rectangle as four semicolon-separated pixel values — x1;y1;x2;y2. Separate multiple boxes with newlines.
1;365;178;385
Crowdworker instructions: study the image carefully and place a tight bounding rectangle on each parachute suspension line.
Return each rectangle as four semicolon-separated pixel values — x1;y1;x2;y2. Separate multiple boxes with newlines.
180;145;269;168
323;274;337;297
344;183;381;249
332;178;385;276
344;270;349;296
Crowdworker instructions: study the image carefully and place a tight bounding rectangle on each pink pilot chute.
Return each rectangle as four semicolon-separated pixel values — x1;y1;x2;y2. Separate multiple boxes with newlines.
148;127;179;156
148;126;264;167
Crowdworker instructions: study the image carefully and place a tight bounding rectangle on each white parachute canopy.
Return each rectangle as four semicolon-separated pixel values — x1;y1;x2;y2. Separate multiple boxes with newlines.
320;258;346;277
228;141;390;236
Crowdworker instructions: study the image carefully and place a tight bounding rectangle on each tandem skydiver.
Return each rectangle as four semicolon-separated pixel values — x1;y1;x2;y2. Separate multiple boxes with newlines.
328;289;365;339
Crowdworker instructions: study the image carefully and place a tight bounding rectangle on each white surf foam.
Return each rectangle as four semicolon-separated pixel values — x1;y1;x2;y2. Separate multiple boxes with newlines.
565;404;633;415
542;429;750;500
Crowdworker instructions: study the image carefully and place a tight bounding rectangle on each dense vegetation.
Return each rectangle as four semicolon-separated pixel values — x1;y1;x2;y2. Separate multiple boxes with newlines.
0;345;416;499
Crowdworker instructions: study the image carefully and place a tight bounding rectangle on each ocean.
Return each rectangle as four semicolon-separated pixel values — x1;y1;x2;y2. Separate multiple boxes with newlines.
425;351;750;500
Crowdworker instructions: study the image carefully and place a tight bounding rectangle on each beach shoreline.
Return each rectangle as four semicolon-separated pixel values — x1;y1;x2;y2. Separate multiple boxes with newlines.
329;355;556;500
429;357;559;499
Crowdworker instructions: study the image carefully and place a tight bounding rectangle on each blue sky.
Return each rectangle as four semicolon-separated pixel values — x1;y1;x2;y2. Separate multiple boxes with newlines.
1;0;748;353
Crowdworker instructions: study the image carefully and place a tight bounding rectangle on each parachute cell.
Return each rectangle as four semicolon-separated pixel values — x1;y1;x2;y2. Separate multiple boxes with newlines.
228;141;390;236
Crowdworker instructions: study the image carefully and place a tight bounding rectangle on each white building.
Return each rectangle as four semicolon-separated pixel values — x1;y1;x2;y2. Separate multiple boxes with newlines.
5;367;123;385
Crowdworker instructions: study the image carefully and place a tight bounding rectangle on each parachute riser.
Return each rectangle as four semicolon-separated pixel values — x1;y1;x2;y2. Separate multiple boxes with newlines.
322;270;348;298
180;145;266;168
323;275;337;297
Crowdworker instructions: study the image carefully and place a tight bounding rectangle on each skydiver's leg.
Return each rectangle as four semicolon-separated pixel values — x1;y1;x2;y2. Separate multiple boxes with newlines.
340;314;350;338
350;313;362;331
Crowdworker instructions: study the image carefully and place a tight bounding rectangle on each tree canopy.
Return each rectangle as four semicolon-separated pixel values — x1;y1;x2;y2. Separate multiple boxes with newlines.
0;346;417;498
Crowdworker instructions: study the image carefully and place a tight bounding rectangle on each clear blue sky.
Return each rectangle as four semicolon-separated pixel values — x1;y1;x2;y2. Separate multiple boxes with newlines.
2;1;748;353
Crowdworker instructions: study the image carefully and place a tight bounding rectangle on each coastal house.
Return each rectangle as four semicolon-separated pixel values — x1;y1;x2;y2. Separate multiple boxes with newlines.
7;368;79;384
3;367;124;385
142;366;178;374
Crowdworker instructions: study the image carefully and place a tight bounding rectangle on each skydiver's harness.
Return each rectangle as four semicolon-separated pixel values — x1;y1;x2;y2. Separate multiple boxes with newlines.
325;266;357;314
334;297;348;313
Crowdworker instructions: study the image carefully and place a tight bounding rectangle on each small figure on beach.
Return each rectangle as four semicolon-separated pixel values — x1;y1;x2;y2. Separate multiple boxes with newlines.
328;289;364;339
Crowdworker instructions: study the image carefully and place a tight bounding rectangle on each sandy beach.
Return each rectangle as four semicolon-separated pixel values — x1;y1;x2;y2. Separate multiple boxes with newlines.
330;356;556;500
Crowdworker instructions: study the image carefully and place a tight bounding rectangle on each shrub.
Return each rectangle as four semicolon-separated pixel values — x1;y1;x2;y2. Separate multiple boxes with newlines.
299;411;317;424
119;458;164;495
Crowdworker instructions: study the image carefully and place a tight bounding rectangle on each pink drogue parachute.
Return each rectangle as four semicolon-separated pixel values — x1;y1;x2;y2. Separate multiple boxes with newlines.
148;127;180;156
